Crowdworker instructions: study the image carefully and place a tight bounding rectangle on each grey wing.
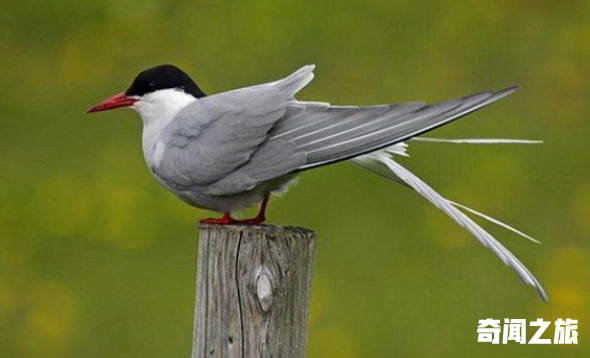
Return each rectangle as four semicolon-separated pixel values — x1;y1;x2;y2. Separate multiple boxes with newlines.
282;87;518;169
204;87;518;196
158;65;315;187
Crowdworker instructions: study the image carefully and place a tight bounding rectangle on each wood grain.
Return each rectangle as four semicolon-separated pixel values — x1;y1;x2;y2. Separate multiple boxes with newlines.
192;224;317;358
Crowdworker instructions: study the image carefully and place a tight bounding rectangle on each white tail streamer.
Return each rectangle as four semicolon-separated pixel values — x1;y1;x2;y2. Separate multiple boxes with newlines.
412;137;543;144
351;149;547;302
448;200;541;245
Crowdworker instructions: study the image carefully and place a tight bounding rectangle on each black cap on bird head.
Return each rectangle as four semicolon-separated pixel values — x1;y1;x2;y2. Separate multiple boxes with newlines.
125;65;207;98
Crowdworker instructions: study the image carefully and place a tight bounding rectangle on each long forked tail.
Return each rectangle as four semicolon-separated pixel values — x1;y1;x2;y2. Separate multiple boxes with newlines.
351;140;548;302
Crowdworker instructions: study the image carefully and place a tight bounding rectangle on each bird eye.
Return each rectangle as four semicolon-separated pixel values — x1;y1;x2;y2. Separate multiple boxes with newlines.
147;83;156;88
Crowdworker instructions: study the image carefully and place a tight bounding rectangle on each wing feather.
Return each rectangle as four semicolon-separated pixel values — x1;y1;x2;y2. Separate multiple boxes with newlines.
157;65;315;187
297;88;518;169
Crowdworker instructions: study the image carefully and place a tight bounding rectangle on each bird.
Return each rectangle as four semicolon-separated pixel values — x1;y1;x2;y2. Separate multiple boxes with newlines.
87;64;547;301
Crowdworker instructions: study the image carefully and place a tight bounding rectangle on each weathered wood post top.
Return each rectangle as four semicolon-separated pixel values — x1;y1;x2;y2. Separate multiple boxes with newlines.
192;224;317;358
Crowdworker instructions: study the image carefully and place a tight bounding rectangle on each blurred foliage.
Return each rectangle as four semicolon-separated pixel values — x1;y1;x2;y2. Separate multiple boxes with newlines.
1;0;589;357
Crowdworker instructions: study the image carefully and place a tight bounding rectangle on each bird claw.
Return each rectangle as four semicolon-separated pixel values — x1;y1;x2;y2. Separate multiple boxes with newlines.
200;195;269;226
236;216;266;225
199;214;266;226
199;214;236;225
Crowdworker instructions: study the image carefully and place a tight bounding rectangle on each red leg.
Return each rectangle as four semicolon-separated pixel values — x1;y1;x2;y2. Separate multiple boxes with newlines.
200;212;236;225
237;194;270;225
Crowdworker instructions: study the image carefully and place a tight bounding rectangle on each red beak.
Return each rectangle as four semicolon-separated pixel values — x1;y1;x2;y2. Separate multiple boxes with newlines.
87;92;138;113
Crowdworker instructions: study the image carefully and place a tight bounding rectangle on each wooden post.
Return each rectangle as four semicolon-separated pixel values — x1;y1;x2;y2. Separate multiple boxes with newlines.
192;224;317;358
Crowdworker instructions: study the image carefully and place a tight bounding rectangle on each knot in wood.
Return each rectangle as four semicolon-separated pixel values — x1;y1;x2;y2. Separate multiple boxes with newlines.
256;267;274;312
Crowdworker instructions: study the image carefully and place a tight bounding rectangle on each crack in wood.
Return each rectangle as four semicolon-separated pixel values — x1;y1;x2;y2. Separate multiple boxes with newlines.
235;231;245;358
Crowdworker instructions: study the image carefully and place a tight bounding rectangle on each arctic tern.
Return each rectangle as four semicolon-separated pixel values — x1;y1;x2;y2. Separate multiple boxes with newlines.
88;64;547;301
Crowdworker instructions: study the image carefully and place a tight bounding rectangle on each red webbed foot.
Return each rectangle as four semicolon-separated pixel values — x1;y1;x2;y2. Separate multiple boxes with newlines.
235;215;266;225
199;213;236;225
200;194;270;226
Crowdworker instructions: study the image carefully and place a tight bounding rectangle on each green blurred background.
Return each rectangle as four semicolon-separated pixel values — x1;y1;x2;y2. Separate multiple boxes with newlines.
1;0;588;357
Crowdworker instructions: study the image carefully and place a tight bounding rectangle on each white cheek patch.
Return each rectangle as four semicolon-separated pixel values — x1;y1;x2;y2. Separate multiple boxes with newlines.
134;89;196;126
